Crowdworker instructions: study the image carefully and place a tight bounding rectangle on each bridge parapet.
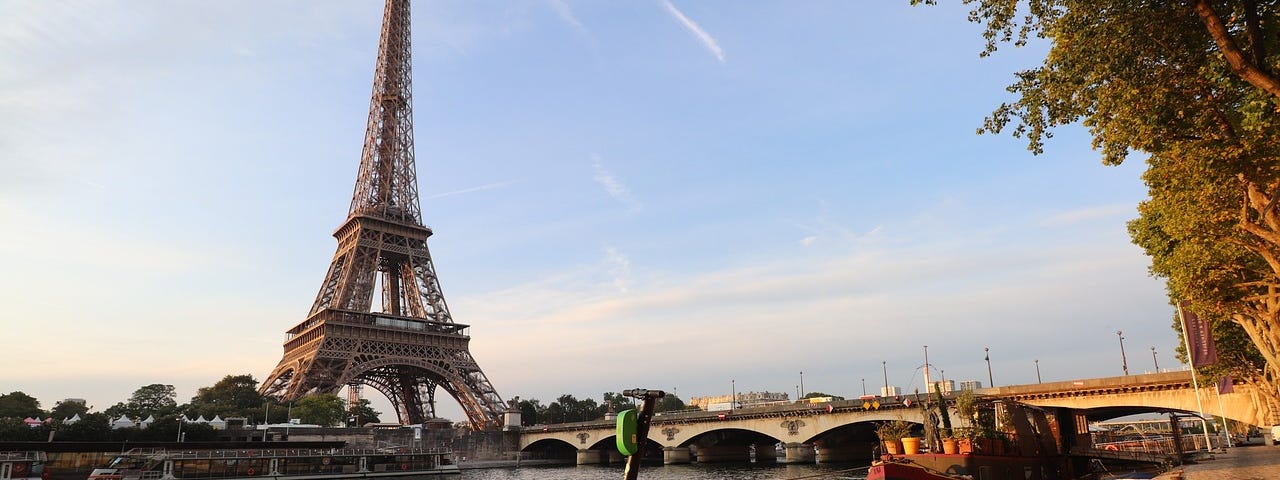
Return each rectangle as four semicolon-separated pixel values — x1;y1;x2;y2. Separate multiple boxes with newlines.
982;371;1194;401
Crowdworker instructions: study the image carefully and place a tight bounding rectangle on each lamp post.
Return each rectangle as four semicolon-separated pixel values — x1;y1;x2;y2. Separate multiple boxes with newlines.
799;371;804;399
861;378;866;396
731;379;736;411
984;347;994;387
882;361;889;396
1035;359;1041;383
1117;330;1130;375
923;345;931;390
176;415;184;442
1151;346;1160;372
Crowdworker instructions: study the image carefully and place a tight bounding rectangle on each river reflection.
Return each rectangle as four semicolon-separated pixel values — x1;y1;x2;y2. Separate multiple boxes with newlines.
459;463;869;480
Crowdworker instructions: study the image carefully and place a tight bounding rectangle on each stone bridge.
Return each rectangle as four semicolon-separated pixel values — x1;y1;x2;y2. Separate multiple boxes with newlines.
985;370;1273;427
518;397;944;464
515;371;1275;465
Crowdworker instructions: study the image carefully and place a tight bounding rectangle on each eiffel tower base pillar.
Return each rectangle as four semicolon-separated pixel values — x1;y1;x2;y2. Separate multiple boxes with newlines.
663;446;691;465
575;449;604;465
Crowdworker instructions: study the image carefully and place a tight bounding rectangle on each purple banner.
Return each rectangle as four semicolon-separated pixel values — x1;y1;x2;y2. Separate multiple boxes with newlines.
1218;376;1234;394
1179;302;1218;368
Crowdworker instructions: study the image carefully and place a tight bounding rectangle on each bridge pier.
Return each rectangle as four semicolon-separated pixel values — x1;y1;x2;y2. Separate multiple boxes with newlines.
695;445;751;463
575;449;604;465
815;442;875;464
782;442;815;464
606;449;623;464
663;446;692;465
753;443;778;463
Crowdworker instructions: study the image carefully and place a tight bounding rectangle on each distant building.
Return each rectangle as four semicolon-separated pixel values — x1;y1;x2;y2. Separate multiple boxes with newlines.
689;391;790;410
927;380;956;394
880;386;901;397
959;380;983;390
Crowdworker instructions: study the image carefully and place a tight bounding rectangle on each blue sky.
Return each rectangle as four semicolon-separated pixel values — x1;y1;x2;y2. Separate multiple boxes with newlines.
1;0;1175;421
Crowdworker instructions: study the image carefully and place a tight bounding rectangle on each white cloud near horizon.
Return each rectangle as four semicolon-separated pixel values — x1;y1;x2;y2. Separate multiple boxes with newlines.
591;154;642;212
1041;204;1135;227
457;221;1168;401
661;0;725;64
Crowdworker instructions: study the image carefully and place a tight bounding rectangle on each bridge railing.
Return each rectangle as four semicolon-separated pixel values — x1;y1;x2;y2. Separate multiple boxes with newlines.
1091;432;1223;456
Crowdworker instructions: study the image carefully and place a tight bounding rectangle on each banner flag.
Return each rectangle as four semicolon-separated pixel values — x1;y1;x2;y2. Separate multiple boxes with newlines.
1179;301;1218;368
1218;376;1234;394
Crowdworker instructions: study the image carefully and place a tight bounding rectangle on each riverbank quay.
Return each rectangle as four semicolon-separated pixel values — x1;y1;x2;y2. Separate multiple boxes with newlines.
1153;443;1280;480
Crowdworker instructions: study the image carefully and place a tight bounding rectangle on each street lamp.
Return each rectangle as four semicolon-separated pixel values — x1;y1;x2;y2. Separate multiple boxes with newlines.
1151;346;1159;372
731;379;736;411
1035;359;1041;383
176;415;184;442
799;371;805;399
1117;330;1129;375
923;345;931;390
882;361;889;396
861;378;866;396
984;347;994;387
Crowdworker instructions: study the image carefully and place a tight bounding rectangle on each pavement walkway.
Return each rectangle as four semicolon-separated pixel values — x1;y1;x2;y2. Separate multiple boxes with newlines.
1153;443;1280;480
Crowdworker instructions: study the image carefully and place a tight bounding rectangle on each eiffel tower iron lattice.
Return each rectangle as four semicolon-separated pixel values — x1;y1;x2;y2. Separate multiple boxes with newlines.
260;0;506;430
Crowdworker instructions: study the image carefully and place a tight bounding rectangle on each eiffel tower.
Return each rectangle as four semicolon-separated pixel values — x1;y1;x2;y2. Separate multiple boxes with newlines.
260;0;506;429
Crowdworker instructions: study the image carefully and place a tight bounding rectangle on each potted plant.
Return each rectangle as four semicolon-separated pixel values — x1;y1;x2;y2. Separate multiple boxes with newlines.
876;419;911;455
953;388;978;454
934;385;959;454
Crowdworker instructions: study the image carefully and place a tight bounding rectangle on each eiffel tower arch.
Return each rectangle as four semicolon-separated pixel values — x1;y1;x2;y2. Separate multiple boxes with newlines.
260;0;506;430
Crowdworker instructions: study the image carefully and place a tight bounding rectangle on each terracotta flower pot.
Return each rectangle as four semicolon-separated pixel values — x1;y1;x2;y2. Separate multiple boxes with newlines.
941;438;959;454
957;438;973;454
883;440;902;455
901;437;922;455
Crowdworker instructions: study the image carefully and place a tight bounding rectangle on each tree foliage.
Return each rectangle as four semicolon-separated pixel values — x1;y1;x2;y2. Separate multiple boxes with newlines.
514;391;686;426
0;392;43;419
936;0;1280;411
49;400;89;421
347;398;381;426
189;374;266;420
293;394;345;426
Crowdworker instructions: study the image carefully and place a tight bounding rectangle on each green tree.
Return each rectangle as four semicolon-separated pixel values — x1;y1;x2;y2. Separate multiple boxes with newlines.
55;412;112;441
347;398;381;426
933;0;1280;409
130;384;178;414
292;394;345;426
0;392;43;419
517;398;544;426
189;374;264;419
49;400;89;421
656;394;687;413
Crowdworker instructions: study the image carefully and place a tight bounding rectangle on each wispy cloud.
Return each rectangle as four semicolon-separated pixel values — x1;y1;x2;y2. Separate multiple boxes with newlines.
425;180;520;199
603;247;632;293
547;0;590;39
661;0;725;64
1040;204;1133;227
591;154;642;212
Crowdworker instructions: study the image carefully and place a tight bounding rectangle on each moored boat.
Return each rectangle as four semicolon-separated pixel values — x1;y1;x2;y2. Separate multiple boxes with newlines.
1;451;48;480
86;447;458;480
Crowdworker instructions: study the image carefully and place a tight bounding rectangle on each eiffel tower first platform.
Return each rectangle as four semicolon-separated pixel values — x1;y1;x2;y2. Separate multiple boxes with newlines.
260;0;506;430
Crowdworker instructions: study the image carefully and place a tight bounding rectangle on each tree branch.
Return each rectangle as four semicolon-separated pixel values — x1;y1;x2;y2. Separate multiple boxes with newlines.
1194;0;1280;99
1242;0;1267;72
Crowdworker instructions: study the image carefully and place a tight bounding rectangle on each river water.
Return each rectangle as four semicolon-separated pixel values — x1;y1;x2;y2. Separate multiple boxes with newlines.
458;463;869;480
